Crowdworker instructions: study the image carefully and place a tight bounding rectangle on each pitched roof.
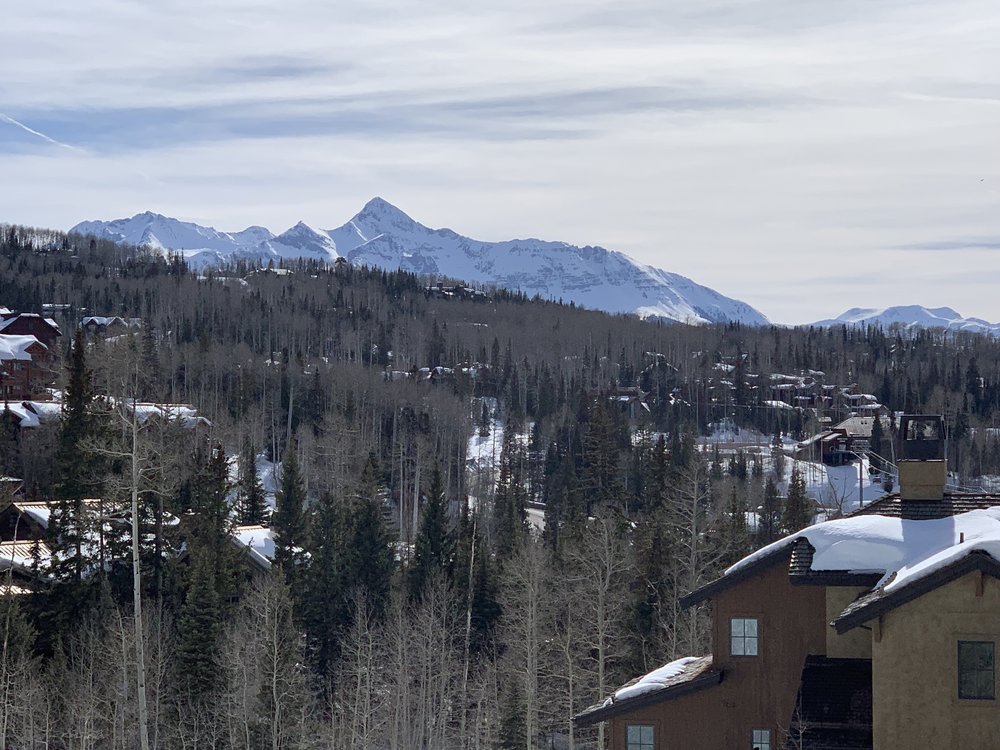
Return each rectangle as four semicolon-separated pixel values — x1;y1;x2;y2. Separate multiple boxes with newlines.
0;334;45;361
680;544;794;608
834;550;1000;633
852;492;1000;520
573;655;720;726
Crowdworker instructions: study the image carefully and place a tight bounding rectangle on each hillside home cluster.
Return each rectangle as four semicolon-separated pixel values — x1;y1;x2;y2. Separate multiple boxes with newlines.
577;416;1000;749
0;491;272;596
0;308;61;401
709;360;885;422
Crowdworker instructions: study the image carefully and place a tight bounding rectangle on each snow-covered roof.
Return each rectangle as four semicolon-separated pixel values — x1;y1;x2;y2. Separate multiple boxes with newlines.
0;314;60;334
231;524;274;571
575;654;719;725
0;540;51;573
610;656;704;703
2;401;62;428
727;509;1000;584
0;334;45;361
127;402;211;429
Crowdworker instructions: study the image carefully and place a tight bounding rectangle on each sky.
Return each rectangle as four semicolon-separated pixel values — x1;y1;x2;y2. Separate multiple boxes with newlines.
2;0;999;325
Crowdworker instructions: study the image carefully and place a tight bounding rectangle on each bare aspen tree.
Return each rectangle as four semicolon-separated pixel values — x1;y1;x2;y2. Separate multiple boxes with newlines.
500;540;550;750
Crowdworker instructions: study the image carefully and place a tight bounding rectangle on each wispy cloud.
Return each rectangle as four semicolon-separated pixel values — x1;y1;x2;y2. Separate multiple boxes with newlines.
0;112;83;152
898;239;1000;251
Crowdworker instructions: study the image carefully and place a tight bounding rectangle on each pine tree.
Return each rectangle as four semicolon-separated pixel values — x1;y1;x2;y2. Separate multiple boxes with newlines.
721;484;750;565
237;438;267;526
272;441;307;580
174;553;222;698
344;453;394;618
759;476;782;543
782;466;812;533
50;330;100;586
493;428;528;562
303;491;348;678
408;465;456;600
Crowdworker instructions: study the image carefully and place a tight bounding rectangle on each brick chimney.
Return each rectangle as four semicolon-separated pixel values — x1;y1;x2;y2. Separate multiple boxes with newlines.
897;415;946;501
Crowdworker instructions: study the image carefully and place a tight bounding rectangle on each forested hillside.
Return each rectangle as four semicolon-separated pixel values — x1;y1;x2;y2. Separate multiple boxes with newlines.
2;222;1000;748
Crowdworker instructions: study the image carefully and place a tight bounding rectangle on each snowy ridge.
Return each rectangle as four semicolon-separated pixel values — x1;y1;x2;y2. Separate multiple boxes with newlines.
812;305;1000;336
71;198;769;326
72;211;339;265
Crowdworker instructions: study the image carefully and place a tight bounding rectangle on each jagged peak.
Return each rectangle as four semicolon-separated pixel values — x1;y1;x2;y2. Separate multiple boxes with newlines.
355;196;416;225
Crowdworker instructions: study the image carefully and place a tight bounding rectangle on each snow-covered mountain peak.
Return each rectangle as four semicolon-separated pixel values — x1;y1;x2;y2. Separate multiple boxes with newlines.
812;305;1000;335
71;201;770;325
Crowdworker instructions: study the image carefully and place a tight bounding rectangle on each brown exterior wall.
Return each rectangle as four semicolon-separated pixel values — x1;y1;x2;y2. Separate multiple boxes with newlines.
0;317;60;350
607;561;828;749
872;571;1000;749
826;587;872;659
0;343;56;400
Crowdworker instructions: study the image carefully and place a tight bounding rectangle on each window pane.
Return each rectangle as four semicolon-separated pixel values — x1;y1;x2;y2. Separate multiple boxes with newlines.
732;618;744;636
626;724;654;750
746;636;758;656
732;637;745;656
958;641;995;699
745;618;758;637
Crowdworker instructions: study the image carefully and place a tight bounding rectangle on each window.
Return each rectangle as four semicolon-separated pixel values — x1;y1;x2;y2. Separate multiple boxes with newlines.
731;617;759;656
751;729;771;749
626;724;654;750
958;641;995;700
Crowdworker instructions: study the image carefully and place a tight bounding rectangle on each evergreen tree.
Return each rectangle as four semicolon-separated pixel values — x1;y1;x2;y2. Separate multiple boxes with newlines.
272;441;307;580
759;476;781;543
721;484;750;566
50;330;100;586
237;438;267;526
782;466;812;533
870;414;885;463
303;491;348;678
408;465;456;600
344;454;394;618
770;430;786;479
493;428;528;562
174;553;222;698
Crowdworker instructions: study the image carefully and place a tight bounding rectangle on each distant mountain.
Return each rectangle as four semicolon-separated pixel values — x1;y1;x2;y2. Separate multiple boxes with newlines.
812;306;1000;335
71;198;769;325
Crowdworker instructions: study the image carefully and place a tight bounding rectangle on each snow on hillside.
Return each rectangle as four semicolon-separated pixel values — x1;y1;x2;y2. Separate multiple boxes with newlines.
72;211;339;266
812;305;1000;336
71;198;769;326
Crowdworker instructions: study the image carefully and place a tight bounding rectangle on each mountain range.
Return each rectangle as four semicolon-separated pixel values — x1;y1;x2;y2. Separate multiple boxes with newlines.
71;198;770;326
71;200;999;335
811;306;1000;336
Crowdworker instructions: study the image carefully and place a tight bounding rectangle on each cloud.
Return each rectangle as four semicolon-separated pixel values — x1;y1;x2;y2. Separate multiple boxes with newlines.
898;240;1000;252
0;112;83;152
2;0;999;323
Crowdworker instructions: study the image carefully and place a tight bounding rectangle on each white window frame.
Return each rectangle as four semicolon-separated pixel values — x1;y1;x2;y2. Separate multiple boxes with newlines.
730;617;759;656
625;723;655;750
751;728;771;750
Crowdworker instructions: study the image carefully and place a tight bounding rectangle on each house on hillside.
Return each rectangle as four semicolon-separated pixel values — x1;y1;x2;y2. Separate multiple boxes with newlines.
612;386;652;422
793;416;890;467
0;311;62;350
576;415;1000;749
230;524;275;577
81;316;142;337
0;334;58;400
